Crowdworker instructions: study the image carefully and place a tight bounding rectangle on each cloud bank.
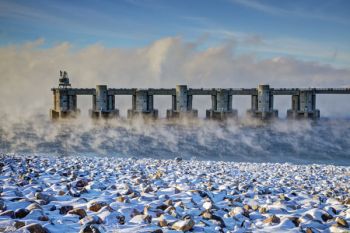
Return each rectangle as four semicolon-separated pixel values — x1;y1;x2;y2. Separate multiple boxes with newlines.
0;37;349;118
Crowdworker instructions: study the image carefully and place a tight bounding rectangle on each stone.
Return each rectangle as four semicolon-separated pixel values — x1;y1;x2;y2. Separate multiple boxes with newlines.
0;199;6;211
58;190;66;196
288;216;301;227
13;221;25;229
130;214;152;224
38;215;49;221
21;223;49;233
259;206;267;214
0;210;14;218
158;217;168;227
80;215;103;225
263;215;280;224
35;192;55;204
14;208;30;218
68;208;87;219
79;224;101;233
116;196;126;203
321;213;333;222
76;179;89;188
88;201;108;212
26;203;43;211
335;217;349;228
59;205;74;215
171;217;195;231
116;214;125;225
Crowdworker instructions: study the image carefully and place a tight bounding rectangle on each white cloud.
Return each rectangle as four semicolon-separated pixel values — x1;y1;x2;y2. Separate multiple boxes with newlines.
0;37;349;118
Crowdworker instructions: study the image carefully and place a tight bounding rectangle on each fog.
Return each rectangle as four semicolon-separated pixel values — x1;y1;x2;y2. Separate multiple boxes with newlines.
0;37;350;164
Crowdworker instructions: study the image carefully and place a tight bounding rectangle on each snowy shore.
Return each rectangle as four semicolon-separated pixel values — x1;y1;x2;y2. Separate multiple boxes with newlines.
0;154;349;233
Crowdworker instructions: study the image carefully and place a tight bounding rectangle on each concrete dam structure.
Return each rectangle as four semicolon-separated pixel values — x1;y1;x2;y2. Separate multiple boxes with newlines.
51;71;350;120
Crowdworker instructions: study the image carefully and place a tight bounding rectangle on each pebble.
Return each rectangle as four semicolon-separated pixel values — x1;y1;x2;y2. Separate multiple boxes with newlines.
0;154;349;233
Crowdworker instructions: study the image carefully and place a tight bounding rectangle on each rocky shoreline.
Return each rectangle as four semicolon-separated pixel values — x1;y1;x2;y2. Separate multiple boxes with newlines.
0;154;349;232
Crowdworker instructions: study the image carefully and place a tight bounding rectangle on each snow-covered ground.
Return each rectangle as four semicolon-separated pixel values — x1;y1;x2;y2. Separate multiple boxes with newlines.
0;154;349;233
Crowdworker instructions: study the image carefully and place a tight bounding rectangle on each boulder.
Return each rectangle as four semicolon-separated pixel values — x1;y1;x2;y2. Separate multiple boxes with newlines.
59;205;74;215
26;203;43;211
68;208;87;219
88;201;108;212
20;223;49;233
0;210;14;218
13;221;25;229
335;217;349;228
0;199;6;211
263;215;280;224
14;208;30;218
79;224;102;233
130;214;152;224
171;217;195;231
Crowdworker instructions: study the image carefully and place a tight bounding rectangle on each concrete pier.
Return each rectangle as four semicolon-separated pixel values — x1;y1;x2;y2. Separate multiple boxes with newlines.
166;85;198;118
206;89;238;120
50;71;350;120
287;90;320;119
50;72;80;119
89;85;119;118
247;85;278;120
127;89;158;119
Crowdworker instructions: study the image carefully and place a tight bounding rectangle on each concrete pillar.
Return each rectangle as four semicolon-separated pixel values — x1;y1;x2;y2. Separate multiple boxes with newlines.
206;89;237;120
128;89;158;119
246;85;278;120
50;89;80;119
166;85;197;118
287;90;319;119
89;85;119;118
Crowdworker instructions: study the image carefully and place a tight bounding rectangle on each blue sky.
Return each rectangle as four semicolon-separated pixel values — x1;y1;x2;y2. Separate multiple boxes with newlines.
1;0;350;67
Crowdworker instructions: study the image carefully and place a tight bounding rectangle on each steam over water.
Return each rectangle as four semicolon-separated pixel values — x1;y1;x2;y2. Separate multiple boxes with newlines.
1;114;349;165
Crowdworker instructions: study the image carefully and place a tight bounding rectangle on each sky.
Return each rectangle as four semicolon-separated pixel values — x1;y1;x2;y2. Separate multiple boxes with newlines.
1;0;350;67
0;0;350;117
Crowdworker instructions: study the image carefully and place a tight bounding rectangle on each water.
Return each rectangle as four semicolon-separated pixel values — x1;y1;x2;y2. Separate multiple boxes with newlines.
0;114;350;165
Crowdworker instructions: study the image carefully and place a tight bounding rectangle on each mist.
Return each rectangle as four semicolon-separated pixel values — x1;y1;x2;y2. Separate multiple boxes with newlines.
1;37;350;117
0;37;350;164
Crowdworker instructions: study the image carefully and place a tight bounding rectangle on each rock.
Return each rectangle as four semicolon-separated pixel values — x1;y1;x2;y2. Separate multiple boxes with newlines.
203;201;212;210
0;210;14;218
58;190;66;196
80;215;103;225
0;199;6;211
68;208;87;219
158;217;168;227
35;192;55;204
304;227;316;233
116;214;125;225
59;205;74;215
76;179;89;188
26;203;42;211
143;185;154;193
116;196;126;203
20;223;49;233
14;208;30;218
88;201;108;212
335;217;349;228
288;216;301;227
13;221;25;229
79;224;102;233
259;206;267;214
175;157;183;162
321;213;333;222
130;214;152;224
171;217;195;231
263;215;280;224
38;215;49;221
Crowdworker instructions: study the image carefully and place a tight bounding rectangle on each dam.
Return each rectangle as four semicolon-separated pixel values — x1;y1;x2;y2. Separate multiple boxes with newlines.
50;71;350;120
